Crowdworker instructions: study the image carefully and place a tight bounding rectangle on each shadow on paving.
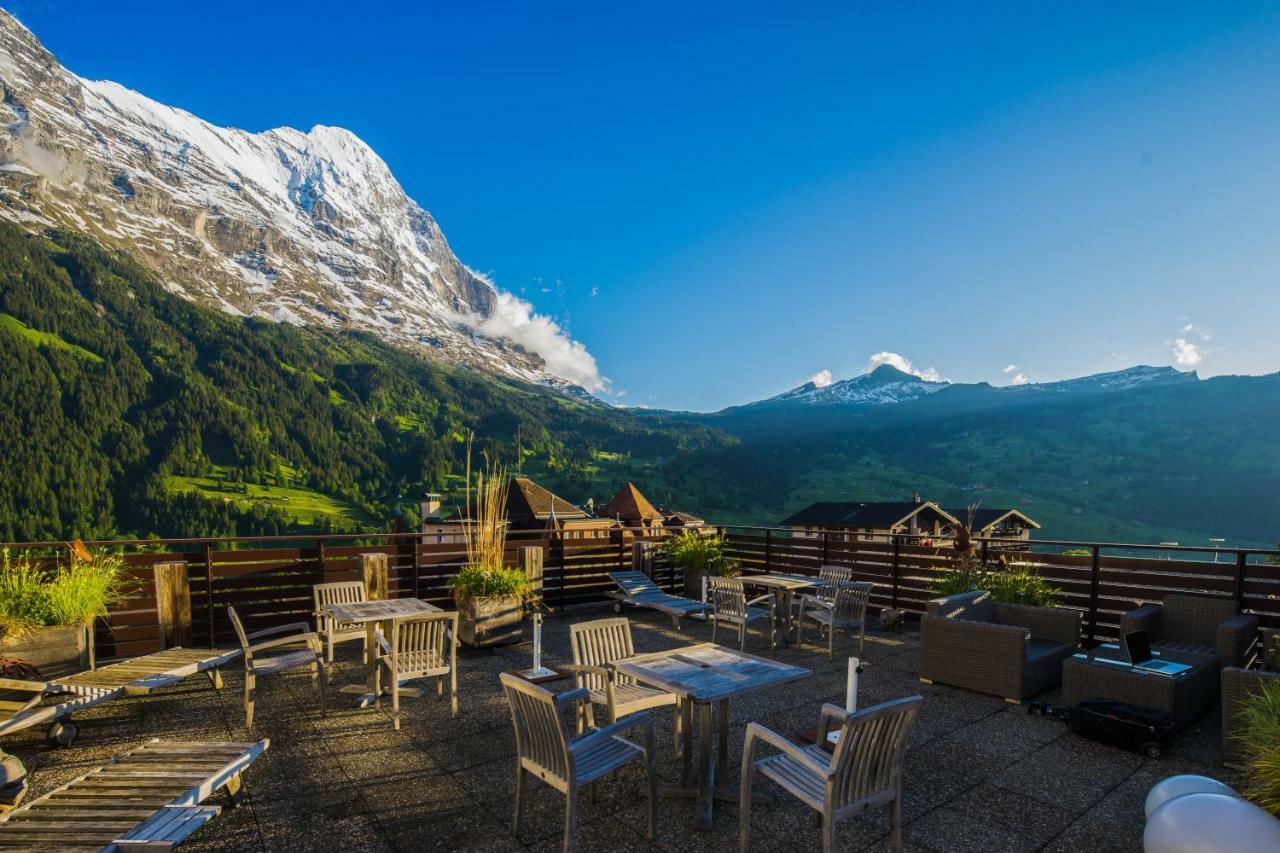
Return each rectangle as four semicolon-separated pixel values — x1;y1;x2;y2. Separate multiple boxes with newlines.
2;603;1230;852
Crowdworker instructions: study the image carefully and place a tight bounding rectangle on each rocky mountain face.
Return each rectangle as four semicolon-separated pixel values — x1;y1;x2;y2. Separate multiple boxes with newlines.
0;11;594;393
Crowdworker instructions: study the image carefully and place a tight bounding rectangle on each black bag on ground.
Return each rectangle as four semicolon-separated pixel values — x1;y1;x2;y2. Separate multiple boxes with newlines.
1062;698;1176;758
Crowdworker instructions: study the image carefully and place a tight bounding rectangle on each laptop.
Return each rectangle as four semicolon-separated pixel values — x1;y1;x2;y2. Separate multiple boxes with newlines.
1120;630;1192;675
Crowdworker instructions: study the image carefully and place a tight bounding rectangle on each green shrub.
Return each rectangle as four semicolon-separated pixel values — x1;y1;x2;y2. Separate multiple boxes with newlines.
1062;548;1091;557
0;548;128;639
448;565;529;601
1239;681;1280;814
930;556;1059;607
663;531;736;576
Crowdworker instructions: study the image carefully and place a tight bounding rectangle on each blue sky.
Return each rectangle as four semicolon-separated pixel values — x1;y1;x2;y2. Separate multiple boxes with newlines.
13;1;1280;409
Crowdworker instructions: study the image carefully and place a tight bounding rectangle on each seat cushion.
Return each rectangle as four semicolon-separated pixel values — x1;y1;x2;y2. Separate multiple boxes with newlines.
1026;638;1072;663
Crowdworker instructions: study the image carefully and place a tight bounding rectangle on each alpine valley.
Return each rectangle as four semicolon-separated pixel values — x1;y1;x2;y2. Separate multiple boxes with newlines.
0;11;1276;546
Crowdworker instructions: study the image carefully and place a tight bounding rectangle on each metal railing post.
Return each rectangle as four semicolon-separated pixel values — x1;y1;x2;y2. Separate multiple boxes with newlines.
891;535;901;609
1235;551;1248;608
821;530;828;566
1087;545;1101;646
765;529;772;572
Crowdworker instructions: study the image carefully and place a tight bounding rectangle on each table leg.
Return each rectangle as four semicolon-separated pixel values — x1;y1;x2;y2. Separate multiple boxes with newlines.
680;697;694;786
337;619;422;707
696;701;713;830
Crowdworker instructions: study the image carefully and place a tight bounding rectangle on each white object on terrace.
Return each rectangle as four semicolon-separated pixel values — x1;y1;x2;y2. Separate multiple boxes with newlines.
1144;791;1280;853
1143;774;1238;819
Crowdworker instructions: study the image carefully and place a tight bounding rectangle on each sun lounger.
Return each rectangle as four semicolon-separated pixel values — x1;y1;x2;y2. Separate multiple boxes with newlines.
0;737;268;851
0;647;241;746
607;570;711;628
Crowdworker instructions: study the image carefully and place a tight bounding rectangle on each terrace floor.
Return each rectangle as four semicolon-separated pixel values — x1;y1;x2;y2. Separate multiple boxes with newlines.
5;605;1234;852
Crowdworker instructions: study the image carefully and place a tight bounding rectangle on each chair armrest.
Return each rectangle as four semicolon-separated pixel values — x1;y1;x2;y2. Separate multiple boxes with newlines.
800;593;833;612
1217;613;1259;668
817;702;850;741
591;710;652;741
742;722;829;777
745;593;774;611
247;622;312;641
553;686;591;715
560;663;613;680
995;603;1080;647
249;631;319;654
1120;603;1162;640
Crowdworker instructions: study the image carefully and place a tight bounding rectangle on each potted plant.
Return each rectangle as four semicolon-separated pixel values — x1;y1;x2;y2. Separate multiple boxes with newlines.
1239;680;1280;814
663;530;736;599
0;543;128;677
448;449;528;648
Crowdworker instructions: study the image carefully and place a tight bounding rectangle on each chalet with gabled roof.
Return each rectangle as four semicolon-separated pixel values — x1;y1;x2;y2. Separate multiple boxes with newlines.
599;482;665;530
780;499;959;543
420;476;617;543
945;507;1040;542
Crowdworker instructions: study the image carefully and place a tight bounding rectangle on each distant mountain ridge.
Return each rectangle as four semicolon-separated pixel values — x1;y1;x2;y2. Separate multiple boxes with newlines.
728;363;1196;413
0;11;596;394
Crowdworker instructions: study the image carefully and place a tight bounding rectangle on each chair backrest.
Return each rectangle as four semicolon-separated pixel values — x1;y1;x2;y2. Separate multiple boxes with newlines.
829;695;923;812
832;582;874;624
390;612;457;675
611;571;661;597
708;576;747;621
570;617;636;693
227;606;250;651
926;590;993;622
314;581;366;620
500;672;572;786
1163;593;1238;647
817;564;854;602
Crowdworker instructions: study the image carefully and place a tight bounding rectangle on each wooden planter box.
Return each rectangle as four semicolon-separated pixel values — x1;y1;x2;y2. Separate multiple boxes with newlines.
0;624;90;678
454;595;524;648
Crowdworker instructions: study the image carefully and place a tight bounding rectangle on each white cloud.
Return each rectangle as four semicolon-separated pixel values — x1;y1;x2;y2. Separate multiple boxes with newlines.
589;286;599;298
1173;337;1203;367
865;352;946;382
458;288;607;392
808;369;833;387
1003;364;1030;385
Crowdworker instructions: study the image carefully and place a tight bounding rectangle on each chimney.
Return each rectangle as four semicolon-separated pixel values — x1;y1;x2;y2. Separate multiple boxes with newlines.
419;491;442;523
586;497;595;516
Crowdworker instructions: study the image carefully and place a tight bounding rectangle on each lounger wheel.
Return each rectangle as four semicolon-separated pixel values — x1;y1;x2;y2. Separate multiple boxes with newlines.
613;602;624;614
46;720;77;748
1143;741;1162;759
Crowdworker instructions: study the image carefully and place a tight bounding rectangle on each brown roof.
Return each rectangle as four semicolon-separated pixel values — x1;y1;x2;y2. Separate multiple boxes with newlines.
662;509;705;526
507;477;587;521
599;482;664;522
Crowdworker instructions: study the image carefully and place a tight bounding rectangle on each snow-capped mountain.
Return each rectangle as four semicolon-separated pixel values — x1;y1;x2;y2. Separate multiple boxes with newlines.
736;363;1196;413
1005;365;1196;394
764;364;949;407
0;12;599;394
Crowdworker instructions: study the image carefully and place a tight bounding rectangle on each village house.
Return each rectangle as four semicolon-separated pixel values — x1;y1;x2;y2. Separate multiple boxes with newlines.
946;506;1040;543
780;497;960;543
418;478;618;543
598;481;666;530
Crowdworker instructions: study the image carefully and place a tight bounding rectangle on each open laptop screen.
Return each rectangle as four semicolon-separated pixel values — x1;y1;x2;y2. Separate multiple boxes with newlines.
1123;630;1153;665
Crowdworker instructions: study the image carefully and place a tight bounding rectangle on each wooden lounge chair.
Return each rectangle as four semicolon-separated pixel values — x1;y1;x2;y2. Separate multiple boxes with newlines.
607;570;711;629
740;696;923;853
0;737;268;851
797;582;873;659
500;672;657;853
708;576;774;651
0;647;241;747
313;581;367;671
376;611;459;728
228;607;325;729
568;617;682;754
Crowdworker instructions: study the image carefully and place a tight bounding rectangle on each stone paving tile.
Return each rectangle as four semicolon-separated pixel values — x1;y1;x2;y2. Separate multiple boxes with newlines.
4;610;1220;852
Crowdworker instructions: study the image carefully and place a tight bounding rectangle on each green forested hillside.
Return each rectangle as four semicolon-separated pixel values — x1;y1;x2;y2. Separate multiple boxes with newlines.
0;223;731;540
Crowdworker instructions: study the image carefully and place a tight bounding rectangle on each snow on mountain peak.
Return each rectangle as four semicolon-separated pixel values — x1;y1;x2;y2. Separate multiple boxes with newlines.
0;11;605;394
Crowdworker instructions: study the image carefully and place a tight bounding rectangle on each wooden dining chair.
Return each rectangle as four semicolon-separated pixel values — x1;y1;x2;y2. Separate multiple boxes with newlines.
376;611;459;728
708;576;775;651
797;582;873;659
312;581;367;672
740;695;923;853
500;672;657;853
227;606;326;728
568;617;682;754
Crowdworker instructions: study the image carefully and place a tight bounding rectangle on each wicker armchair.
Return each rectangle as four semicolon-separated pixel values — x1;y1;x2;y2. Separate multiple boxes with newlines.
1221;628;1279;769
1119;593;1257;668
919;590;1080;703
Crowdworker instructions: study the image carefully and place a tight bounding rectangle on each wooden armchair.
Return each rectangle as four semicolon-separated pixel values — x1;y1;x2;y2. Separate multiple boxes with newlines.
312;581;367;670
376;611;459;728
797;582;873;659
708;576;775;650
568;617;681;754
500;672;657;853
227;606;326;728
740;695;923;853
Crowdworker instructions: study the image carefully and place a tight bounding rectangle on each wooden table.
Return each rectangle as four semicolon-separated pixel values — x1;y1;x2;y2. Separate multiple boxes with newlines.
324;598;442;707
613;642;811;830
741;573;816;647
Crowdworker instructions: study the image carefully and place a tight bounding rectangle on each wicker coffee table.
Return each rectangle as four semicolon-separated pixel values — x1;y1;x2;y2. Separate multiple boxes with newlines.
1063;643;1218;729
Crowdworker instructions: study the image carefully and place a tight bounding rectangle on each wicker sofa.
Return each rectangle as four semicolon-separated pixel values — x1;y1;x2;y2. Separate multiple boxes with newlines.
1118;593;1257;669
920;590;1081;703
